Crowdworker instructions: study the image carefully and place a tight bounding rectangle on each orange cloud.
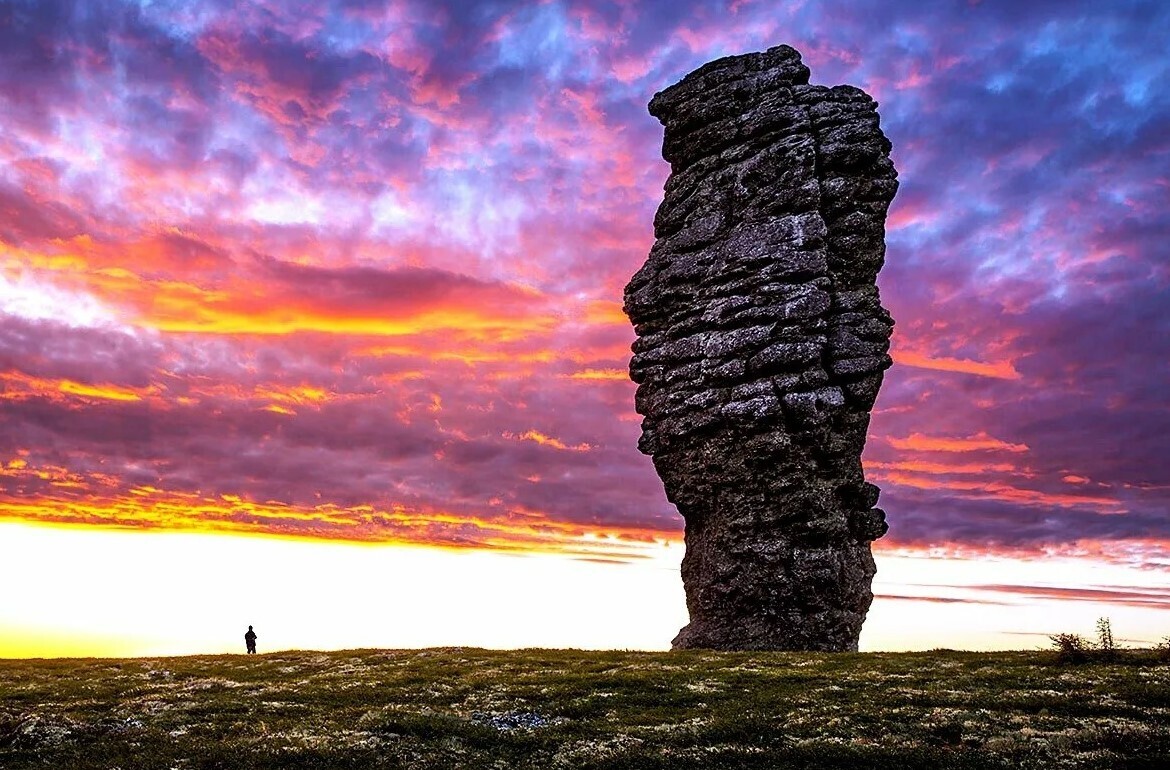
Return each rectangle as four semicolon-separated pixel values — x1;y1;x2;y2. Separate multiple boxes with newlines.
887;432;1029;453
57;380;149;402
362;342;559;366
873;470;1124;513
10;241;561;339
254;384;334;406
0;477;678;562
893;349;1021;380
564;368;628;381
582;299;629;326
142;300;557;338
867;460;1020;475
0;371;160;403
504;430;593;452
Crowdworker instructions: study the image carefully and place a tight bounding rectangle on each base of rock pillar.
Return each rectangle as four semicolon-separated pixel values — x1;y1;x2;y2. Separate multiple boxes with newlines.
671;540;878;652
672;615;867;653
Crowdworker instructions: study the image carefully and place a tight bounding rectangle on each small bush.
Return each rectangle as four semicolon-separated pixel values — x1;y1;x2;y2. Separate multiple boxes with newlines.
1050;618;1125;663
1095;617;1117;660
1156;636;1170;663
1049;632;1091;664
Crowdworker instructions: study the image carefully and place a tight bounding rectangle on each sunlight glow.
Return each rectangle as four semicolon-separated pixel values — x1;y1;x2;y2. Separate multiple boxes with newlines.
2;522;1168;659
0;522;687;657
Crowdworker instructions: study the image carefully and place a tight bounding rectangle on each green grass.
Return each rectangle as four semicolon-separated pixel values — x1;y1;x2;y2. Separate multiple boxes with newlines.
2;648;1168;768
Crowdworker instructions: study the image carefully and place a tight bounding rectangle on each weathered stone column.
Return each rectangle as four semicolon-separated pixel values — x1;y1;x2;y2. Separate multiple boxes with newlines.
624;45;898;651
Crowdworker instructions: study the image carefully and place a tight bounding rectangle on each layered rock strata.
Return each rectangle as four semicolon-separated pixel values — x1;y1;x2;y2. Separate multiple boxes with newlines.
624;45;898;651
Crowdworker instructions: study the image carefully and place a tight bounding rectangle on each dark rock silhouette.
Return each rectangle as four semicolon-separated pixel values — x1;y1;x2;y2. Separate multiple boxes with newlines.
624;45;898;651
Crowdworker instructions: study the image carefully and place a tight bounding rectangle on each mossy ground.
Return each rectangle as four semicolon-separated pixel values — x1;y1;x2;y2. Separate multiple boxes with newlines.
2;648;1168;768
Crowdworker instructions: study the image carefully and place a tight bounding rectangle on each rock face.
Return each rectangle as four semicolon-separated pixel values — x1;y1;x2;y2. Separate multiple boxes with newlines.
624;45;898;651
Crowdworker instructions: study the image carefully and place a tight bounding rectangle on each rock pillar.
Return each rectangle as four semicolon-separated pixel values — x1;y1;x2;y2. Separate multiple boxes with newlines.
624;45;898;651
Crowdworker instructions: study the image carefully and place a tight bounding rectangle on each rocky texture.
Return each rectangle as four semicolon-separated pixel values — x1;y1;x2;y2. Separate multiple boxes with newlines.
624;45;898;652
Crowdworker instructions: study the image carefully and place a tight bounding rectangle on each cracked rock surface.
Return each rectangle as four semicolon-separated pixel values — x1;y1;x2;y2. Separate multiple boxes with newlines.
624;45;898;652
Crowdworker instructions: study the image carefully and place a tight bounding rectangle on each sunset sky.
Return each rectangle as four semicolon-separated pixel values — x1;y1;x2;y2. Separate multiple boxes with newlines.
2;0;1168;657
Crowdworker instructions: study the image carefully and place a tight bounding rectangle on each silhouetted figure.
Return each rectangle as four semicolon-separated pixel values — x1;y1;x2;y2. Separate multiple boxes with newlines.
244;625;257;654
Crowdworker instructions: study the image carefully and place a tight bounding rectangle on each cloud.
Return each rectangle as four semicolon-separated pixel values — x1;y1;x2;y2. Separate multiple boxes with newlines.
1;0;1168;562
875;594;1006;606
885;433;1029;454
950;584;1170;609
0;183;87;243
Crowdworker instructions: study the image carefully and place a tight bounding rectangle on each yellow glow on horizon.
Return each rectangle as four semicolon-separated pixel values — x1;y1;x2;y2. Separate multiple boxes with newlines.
0;624;142;659
2;521;1168;659
0;521;688;658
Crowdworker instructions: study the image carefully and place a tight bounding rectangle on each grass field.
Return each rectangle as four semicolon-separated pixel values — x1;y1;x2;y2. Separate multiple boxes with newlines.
2;647;1168;769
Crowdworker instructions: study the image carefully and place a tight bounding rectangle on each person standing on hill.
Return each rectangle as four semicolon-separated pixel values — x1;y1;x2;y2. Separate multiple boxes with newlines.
244;625;258;654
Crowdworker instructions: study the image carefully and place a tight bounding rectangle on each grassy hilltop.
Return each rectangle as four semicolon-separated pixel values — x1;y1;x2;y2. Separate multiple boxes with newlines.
2;648;1168;769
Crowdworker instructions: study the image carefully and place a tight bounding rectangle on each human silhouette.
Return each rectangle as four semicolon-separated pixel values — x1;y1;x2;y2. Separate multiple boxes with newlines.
244;625;257;654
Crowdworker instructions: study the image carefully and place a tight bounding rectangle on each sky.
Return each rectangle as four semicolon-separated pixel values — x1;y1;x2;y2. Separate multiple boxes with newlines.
1;0;1168;657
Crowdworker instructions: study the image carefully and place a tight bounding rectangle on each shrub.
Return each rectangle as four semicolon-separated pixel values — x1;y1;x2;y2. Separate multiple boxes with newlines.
1049;632;1091;664
1096;617;1117;660
1050;618;1125;663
